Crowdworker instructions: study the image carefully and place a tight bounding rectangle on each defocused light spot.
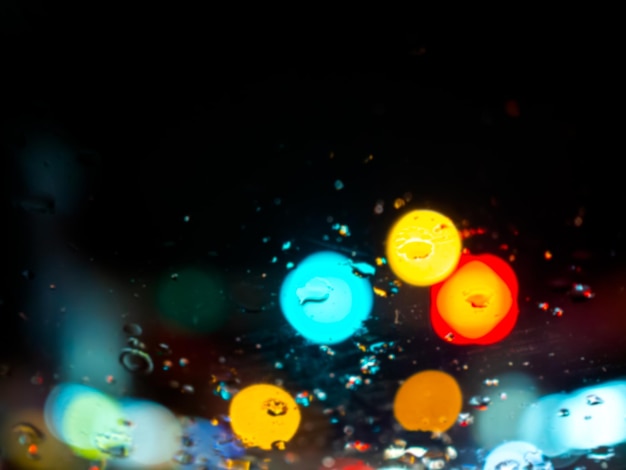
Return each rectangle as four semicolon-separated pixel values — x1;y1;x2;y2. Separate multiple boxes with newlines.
430;253;519;345
155;266;228;334
393;370;462;433
229;384;301;450
115;399;182;466
471;372;538;449
44;383;125;460
386;210;462;286
279;251;374;344
483;441;552;470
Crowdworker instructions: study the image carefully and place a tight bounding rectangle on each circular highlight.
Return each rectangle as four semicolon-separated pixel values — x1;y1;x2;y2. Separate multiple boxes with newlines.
229;384;301;450
430;253;519;345
279;251;374;344
393;370;462;433
386;210;462;286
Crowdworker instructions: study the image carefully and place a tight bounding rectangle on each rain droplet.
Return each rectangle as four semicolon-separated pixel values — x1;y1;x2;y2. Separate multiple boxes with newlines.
558;408;570;417
587;394;604;405
157;343;172;355
468;395;491;410
119;348;154;374
123;323;142;336
568;283;595;300
13;423;44;447
94;430;132;458
296;277;333;304
271;440;287;451
264;399;288;416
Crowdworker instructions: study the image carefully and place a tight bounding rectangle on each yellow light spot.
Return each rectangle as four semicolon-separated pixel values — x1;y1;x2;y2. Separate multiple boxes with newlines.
386;210;462;286
544;250;552;260
394;198;406;209
393;370;462;433
436;261;513;339
229;384;300;450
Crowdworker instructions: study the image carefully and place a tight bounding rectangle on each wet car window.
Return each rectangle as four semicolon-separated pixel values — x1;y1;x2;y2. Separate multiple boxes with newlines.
1;12;622;470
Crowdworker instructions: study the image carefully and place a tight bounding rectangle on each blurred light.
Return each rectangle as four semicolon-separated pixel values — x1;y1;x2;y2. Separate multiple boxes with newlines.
44;383;125;460
155;266;228;334
386;210;462;286
229;384;300;450
279;251;374;344
472;372;538;449
430;254;519;345
113;399;182;467
483;441;552;470
177;416;245;467
518;393;572;457
393;370;462;433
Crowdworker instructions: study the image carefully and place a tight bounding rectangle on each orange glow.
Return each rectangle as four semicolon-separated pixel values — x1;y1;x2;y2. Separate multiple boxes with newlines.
386;210;462;286
544;250;553;260
393;370;462;433
229;384;300;450
430;253;519;345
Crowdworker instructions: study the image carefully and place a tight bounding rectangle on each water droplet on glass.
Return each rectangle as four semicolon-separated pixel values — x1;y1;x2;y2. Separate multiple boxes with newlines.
13;423;44;446
264;399;288;416
157;343;172;355
119;348;154;374
123;323;142;336
349;261;376;277
271;440;287;451
296;277;333;304
94;430;132;458
568;283;595;300
468;395;491;410
587;394;604;405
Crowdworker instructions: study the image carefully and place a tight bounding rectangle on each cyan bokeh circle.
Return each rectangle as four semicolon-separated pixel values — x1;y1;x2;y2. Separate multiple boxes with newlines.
279;251;374;344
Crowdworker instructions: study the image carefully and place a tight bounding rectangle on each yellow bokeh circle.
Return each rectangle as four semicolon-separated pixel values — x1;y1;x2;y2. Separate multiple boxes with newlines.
229;384;301;450
386;210;462;286
393;370;462;433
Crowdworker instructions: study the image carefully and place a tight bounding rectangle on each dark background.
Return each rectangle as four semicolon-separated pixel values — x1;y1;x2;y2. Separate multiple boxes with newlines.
1;5;625;469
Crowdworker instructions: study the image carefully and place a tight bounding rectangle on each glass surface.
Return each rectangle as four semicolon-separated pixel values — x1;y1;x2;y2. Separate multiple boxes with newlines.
1;13;621;470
